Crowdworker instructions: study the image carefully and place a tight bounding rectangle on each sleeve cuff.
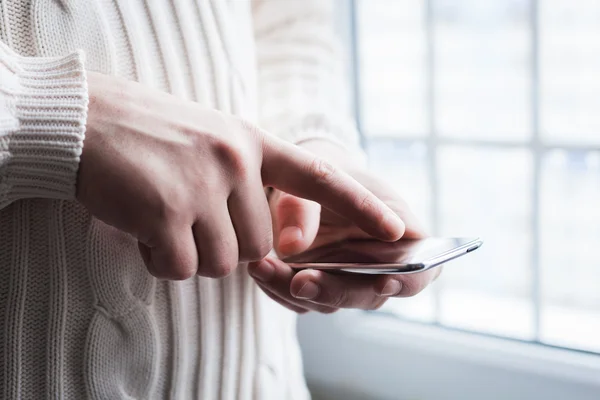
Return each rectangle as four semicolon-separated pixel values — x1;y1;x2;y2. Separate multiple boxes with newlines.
0;44;88;203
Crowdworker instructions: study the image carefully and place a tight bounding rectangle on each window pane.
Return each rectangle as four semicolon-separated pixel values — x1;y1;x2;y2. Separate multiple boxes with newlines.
540;150;600;352
354;0;600;353
357;0;428;137
437;147;534;339
366;140;432;231
540;0;600;144
434;0;532;140
366;140;435;322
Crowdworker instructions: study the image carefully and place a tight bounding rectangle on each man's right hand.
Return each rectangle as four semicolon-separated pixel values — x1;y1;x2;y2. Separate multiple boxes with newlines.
76;72;405;280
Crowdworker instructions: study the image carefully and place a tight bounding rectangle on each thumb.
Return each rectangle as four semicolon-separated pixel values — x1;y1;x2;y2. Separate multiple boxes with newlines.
270;190;321;256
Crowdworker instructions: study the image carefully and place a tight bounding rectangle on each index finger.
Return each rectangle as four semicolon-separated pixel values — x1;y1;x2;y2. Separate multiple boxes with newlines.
261;137;405;241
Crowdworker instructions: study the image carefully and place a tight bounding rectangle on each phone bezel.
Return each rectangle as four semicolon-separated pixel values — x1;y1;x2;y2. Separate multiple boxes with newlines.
285;237;483;275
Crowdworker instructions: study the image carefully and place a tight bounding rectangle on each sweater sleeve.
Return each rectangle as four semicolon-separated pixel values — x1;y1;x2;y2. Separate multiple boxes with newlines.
0;42;88;210
252;0;366;165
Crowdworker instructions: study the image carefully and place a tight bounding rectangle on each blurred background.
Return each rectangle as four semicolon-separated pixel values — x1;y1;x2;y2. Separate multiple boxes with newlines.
297;1;600;399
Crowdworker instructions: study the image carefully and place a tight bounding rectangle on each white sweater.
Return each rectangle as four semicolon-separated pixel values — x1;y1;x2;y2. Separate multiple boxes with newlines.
0;1;360;399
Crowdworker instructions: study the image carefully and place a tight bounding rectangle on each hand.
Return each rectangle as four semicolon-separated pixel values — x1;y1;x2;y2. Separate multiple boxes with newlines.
248;140;440;313
77;73;405;280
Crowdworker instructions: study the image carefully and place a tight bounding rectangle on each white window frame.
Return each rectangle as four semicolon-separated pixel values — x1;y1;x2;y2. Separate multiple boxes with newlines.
298;1;600;399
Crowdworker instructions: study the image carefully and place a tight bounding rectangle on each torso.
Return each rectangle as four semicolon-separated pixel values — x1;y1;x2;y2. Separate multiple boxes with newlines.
0;1;307;399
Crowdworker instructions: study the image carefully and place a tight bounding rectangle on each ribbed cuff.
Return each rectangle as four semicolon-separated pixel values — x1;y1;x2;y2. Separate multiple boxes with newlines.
0;45;88;203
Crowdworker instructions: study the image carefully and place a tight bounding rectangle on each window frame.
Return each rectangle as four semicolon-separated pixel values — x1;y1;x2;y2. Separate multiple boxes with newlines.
348;0;600;347
298;1;600;398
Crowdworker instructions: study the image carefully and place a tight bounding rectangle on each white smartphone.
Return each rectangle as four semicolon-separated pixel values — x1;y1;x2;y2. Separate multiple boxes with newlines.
282;237;483;275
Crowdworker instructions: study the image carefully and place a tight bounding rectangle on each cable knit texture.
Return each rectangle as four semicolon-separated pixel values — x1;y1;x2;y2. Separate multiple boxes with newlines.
0;1;360;399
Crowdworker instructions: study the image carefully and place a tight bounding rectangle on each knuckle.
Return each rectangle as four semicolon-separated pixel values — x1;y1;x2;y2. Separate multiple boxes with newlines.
151;187;192;226
180;123;202;144
238;118;268;158
153;196;182;223
240;229;273;262
308;157;336;185
238;117;263;139
213;139;250;180
261;226;275;254
198;259;235;279
256;237;274;260
356;193;388;230
169;264;197;281
399;275;428;297
329;289;349;309
242;241;272;262
358;193;380;217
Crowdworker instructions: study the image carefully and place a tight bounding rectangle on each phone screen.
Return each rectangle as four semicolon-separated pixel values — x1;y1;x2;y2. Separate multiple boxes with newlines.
282;237;480;268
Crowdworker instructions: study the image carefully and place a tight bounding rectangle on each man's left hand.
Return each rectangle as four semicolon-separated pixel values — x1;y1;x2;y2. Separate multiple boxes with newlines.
248;140;441;314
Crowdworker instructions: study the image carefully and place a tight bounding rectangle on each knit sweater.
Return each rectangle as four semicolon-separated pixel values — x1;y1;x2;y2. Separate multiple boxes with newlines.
0;1;360;399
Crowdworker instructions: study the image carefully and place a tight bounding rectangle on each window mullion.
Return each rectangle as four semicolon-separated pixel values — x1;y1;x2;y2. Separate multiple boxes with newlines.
349;0;366;149
424;0;443;323
531;0;542;342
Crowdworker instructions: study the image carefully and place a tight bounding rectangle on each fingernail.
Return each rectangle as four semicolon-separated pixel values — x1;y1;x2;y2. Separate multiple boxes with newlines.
250;259;275;282
380;280;402;297
279;226;303;248
294;281;320;300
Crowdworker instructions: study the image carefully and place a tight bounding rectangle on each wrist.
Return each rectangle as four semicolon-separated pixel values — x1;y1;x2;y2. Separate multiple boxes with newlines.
77;72;126;201
77;72;103;200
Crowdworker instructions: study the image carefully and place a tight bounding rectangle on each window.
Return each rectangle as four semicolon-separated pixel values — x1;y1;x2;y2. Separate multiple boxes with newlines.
351;0;600;353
